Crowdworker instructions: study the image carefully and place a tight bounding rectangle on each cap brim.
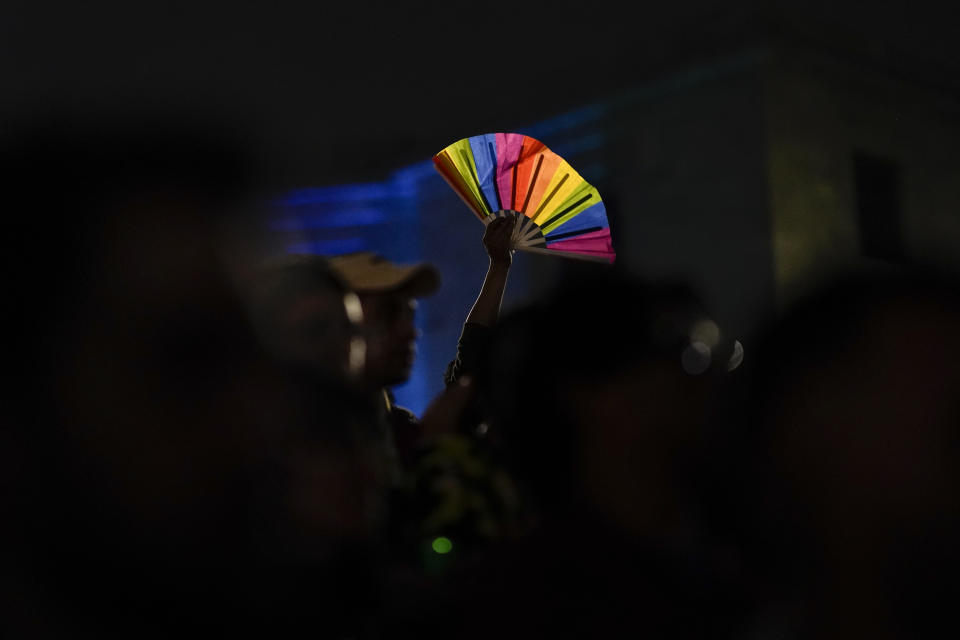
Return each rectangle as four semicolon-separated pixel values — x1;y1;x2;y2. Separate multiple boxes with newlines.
327;252;441;297
400;263;441;296
367;263;440;297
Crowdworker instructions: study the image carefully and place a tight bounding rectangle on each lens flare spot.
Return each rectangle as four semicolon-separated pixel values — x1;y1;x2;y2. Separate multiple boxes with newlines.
682;342;712;375
690;319;721;349
432;536;453;554
727;340;744;371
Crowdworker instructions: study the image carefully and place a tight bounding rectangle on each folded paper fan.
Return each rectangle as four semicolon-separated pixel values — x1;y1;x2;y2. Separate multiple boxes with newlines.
433;133;616;263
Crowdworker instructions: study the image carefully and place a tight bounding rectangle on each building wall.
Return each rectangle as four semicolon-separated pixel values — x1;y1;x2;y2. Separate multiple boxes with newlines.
599;52;776;342
766;46;960;309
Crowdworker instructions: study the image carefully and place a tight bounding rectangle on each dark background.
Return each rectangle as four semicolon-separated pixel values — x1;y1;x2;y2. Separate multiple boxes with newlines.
4;1;957;187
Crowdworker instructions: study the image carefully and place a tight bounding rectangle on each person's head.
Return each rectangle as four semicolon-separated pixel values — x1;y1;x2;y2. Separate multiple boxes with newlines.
477;267;734;533
326;252;440;389
735;268;960;634
2;114;388;635
246;253;365;382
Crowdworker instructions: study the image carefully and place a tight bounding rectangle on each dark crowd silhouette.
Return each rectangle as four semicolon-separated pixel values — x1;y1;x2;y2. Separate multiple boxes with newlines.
4;117;959;639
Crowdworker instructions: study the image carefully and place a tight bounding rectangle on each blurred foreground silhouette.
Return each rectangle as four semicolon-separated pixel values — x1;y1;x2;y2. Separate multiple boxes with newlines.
2;116;387;637
723;270;960;639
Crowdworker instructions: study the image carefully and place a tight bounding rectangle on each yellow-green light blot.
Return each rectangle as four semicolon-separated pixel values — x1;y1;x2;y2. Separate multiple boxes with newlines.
432;537;453;554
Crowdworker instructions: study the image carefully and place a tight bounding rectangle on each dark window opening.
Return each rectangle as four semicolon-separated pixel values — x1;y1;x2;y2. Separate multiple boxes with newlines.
853;152;903;261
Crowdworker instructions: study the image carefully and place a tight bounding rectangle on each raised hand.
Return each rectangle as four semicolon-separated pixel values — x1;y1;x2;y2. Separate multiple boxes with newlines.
482;214;516;267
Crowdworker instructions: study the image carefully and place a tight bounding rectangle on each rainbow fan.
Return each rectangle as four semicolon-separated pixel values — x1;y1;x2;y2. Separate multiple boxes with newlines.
432;133;616;263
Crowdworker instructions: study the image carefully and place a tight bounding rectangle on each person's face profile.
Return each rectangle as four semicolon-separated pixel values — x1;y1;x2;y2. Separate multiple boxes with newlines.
358;292;418;387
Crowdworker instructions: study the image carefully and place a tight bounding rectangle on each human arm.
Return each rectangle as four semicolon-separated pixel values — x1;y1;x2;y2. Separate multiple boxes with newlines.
443;215;515;386
464;215;515;327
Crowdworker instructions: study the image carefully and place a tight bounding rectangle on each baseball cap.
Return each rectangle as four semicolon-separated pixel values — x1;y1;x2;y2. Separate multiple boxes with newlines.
325;251;441;297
